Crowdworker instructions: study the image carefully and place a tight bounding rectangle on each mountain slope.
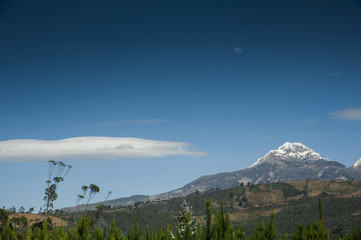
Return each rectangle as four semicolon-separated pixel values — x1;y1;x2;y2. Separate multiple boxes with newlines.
149;142;361;201
68;180;361;236
63;142;361;211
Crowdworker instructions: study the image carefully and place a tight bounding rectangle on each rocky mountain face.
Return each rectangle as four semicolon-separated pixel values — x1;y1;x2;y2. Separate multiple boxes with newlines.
63;142;361;212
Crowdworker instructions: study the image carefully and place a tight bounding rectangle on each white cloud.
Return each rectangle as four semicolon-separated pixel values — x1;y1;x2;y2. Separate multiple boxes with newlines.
96;119;166;126
0;137;206;162
234;47;242;54
330;108;361;121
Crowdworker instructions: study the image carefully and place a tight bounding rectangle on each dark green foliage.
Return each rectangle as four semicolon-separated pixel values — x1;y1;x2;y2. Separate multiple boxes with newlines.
272;196;361;236
271;183;304;200
31;217;53;231
331;223;345;239
201;199;245;240
343;227;361;240
318;199;323;225
10;216;28;232
2;199;361;240
0;200;246;240
214;202;234;240
4;180;361;239
1;220;17;240
204;199;214;240
307;221;329;240
107;217;124;240
251;213;286;240
0;210;9;226
83;181;361;237
291;221;330;240
290;199;329;240
291;221;308;240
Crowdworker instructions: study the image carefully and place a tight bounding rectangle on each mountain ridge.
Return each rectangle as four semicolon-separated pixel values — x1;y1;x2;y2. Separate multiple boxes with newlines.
62;142;361;212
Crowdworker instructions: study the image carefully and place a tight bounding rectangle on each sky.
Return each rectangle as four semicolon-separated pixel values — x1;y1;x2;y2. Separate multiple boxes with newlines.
0;0;361;212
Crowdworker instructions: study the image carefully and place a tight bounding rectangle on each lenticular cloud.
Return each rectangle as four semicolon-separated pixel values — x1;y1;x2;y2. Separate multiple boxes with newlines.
0;137;206;162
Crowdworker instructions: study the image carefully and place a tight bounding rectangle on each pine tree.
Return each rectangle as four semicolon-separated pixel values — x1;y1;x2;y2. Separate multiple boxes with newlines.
204;199;214;240
252;212;284;240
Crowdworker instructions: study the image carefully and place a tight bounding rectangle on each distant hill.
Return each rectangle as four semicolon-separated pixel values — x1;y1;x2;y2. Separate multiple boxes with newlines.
63;142;361;212
70;179;361;237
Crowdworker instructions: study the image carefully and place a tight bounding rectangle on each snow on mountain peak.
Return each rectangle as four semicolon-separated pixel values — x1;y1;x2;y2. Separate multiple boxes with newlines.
251;142;328;167
278;142;311;153
352;158;361;168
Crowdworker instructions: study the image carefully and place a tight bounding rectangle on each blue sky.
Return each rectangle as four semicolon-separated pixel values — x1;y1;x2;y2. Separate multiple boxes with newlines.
1;0;361;211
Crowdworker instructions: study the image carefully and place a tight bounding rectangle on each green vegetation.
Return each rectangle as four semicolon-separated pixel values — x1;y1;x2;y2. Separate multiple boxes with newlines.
2;161;361;239
2;198;361;240
75;180;361;237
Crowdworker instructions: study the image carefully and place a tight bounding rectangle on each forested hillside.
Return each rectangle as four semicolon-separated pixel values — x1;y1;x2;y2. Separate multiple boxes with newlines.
3;180;361;239
60;179;361;237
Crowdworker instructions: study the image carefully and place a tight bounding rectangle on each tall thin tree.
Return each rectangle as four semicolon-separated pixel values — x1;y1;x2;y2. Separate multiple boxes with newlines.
43;160;71;213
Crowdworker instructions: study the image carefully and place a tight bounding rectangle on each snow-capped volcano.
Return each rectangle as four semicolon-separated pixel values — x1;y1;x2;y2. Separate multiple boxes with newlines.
251;142;328;167
63;142;361;211
165;142;358;198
